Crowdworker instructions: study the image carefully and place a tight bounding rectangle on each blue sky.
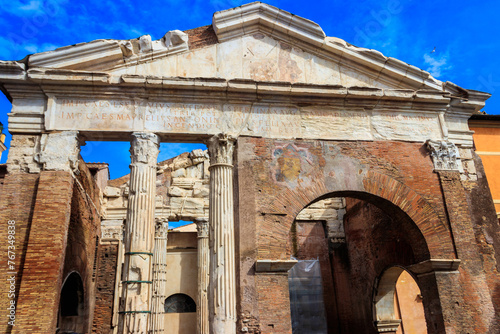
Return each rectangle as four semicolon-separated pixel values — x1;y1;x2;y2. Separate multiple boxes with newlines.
1;0;499;178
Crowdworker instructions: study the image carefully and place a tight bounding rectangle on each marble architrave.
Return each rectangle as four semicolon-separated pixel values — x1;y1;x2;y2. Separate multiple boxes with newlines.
45;97;443;143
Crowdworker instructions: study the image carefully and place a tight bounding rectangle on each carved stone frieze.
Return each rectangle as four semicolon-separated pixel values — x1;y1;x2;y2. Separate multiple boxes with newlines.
101;225;124;241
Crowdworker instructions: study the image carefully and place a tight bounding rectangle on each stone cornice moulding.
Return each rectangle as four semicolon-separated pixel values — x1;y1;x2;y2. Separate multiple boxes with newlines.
212;2;326;46
408;259;461;275
211;2;460;93
0;61;26;81
7;70;457;109
29;39;125;70
254;259;298;273
25;31;189;72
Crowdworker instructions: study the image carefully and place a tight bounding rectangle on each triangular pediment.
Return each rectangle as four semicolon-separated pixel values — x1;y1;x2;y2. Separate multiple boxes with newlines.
22;2;445;91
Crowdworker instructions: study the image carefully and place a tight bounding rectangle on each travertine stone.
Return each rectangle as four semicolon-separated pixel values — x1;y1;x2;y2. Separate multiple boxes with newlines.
375;320;402;333
104;186;121;197
295;198;347;246
173;155;193;169
139;35;153;53
171;168;186;178
193;185;209;198
163;30;188;47
101;220;124;242
37;130;81;172
151;218;168;333
207;134;237;334
170;197;205;211
171;177;199;189
45;97;445;143
190;149;209;164
168;186;192;197
121;132;159;334
196;218;210;334
6;134;42;173
186;164;203;178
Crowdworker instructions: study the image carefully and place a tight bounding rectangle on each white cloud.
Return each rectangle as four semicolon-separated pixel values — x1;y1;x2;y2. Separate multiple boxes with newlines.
423;52;452;78
19;0;42;12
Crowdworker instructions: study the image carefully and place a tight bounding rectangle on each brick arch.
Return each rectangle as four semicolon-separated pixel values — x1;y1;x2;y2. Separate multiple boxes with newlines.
259;169;455;260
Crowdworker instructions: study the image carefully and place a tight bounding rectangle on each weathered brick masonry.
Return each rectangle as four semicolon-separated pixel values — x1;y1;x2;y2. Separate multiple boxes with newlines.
11;171;74;333
0;158;101;334
92;243;119;334
0;172;39;334
236;137;499;333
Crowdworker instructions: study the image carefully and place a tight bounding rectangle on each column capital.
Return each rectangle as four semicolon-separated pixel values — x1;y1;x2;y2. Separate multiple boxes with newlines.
195;218;209;238
207;133;236;166
130;132;160;165
155;218;169;239
426;139;461;171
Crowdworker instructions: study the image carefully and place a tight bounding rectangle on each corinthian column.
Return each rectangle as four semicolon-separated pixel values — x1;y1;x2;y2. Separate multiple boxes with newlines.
121;132;159;334
207;134;237;334
196;217;210;334
151;218;169;333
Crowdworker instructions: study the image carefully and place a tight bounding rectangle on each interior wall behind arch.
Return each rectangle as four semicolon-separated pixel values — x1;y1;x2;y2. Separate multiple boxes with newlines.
330;197;418;334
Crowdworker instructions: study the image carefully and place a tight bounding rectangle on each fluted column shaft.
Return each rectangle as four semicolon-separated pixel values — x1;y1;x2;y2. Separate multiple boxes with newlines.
151;218;168;333
207;134;237;334
196;218;210;334
121;132;159;334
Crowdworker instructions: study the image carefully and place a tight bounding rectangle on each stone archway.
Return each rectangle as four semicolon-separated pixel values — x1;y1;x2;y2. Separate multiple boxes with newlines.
286;192;433;334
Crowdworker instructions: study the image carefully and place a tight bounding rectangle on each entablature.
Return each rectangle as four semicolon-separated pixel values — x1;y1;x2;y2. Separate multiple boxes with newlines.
0;69;488;147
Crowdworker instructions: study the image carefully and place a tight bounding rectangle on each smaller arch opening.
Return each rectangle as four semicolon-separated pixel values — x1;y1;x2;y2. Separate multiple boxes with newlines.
374;267;427;334
58;271;85;333
164;293;196;313
60;272;84;316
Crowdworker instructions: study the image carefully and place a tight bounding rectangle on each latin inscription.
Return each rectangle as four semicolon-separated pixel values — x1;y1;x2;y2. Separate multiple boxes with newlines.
45;97;443;141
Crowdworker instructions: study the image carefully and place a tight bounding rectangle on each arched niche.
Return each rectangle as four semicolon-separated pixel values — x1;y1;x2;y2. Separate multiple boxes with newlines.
57;271;85;334
164;293;196;313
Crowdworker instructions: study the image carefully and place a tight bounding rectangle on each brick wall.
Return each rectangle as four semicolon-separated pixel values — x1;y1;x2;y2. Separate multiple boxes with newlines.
255;274;292;334
1;159;102;334
11;171;74;333
0;172;39;334
92;243;119;333
184;25;218;50
60;159;102;333
438;170;497;333
236;137;499;333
